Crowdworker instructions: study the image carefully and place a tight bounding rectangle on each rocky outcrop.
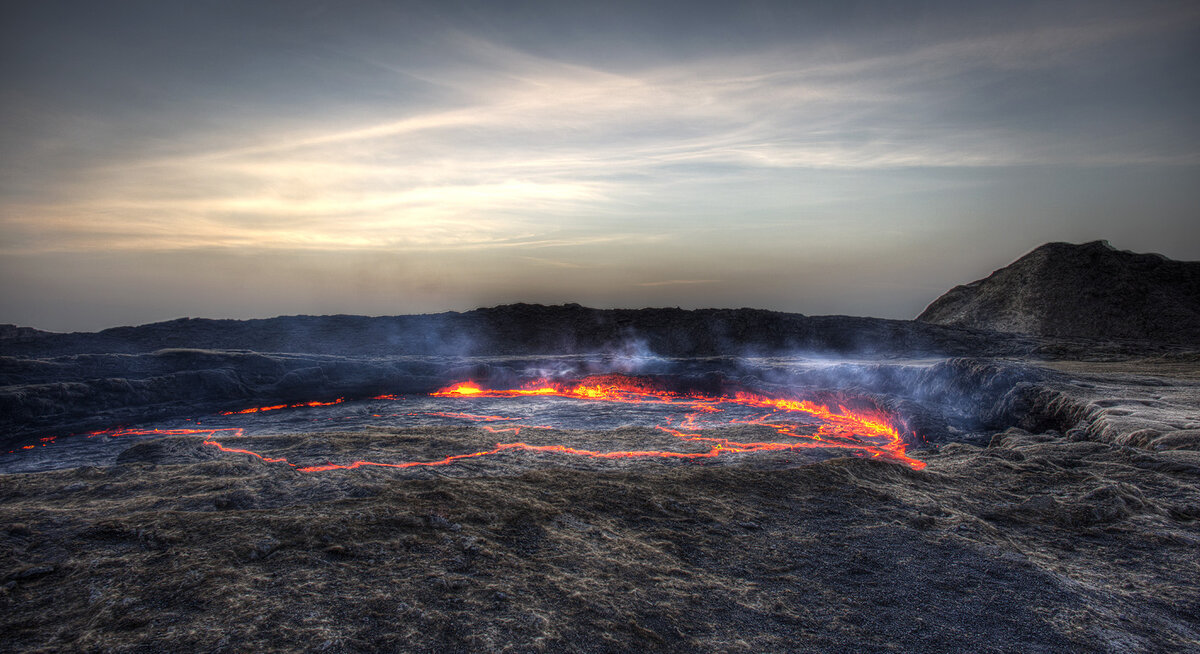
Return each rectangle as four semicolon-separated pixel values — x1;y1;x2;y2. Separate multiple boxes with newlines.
918;241;1200;343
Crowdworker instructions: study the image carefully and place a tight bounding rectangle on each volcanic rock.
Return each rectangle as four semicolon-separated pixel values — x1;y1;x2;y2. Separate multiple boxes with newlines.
917;240;1200;343
115;437;229;465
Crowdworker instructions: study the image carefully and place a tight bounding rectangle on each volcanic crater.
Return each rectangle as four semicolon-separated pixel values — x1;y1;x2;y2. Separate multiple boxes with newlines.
2;242;1200;653
5;370;930;476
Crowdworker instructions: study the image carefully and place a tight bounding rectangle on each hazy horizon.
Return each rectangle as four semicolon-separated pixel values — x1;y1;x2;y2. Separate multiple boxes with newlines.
3;1;1198;332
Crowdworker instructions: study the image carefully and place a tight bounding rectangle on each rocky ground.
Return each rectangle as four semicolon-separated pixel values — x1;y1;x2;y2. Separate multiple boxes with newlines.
2;360;1199;653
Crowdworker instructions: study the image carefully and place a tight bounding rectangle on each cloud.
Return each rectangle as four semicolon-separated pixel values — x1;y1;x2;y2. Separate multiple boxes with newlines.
636;279;720;287
2;6;1197;256
517;256;590;269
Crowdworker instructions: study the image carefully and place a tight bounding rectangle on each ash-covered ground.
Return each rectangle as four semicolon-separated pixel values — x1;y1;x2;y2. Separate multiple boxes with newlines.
2;351;1200;652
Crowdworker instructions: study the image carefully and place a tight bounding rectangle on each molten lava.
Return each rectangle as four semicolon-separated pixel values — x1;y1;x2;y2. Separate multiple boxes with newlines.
220;398;345;415
12;374;925;472
426;375;923;470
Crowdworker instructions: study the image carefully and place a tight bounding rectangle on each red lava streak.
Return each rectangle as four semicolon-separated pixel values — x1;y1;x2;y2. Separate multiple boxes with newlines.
19;375;926;471
220;398;345;415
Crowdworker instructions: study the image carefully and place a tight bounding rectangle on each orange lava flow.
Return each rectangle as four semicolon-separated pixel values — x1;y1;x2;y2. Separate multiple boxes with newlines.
220;398;345;415
15;375;924;472
425;376;925;470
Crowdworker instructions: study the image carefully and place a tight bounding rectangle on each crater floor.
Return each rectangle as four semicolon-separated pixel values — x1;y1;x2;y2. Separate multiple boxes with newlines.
2;359;1199;652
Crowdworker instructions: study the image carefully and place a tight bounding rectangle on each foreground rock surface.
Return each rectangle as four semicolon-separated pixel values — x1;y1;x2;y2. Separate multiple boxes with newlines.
2;428;1199;653
4;355;1200;653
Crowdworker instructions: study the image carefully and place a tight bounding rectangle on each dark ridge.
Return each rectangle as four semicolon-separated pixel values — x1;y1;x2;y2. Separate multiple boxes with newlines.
917;240;1200;343
0;324;50;339
0;305;1038;358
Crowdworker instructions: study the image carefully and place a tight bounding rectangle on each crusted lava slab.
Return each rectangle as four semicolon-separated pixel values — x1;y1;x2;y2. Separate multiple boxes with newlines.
2;425;1200;652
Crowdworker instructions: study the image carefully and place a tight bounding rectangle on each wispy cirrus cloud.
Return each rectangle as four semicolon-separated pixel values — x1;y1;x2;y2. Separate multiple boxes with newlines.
636;279;720;287
2;3;1197;257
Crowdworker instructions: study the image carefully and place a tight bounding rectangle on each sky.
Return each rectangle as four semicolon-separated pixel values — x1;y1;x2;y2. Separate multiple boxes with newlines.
1;0;1198;332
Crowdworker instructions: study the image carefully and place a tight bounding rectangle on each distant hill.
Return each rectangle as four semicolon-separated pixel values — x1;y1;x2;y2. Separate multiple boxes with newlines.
0;305;1030;359
918;241;1200;343
0;324;47;339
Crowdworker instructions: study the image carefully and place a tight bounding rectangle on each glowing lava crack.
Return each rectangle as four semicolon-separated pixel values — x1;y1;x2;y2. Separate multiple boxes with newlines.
47;375;925;472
